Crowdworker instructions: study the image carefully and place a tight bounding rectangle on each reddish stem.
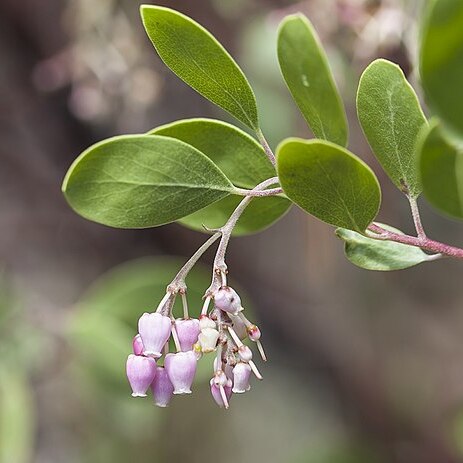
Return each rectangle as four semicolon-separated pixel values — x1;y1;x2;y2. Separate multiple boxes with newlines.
368;223;463;259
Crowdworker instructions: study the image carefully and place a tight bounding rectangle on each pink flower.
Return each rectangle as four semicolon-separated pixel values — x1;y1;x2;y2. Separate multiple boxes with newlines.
138;312;172;358
214;286;242;315
210;378;232;409
165;351;197;394
232;362;251;393
132;334;144;356
151;366;174;407
126;354;156;397
175;318;200;351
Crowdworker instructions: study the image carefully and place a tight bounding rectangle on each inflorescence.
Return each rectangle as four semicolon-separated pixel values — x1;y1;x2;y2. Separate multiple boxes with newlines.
126;279;266;409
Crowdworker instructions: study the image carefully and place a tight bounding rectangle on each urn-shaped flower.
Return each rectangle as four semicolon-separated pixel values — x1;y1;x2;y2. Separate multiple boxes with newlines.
151;366;174;407
175;318;200;352
126;354;157;397
138;312;172;358
165;351;197;394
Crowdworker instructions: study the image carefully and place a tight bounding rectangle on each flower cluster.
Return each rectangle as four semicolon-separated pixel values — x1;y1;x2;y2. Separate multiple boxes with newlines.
126;285;265;409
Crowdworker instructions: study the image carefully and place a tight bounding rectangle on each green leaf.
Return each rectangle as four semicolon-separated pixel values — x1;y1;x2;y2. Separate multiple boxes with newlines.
420;0;463;137
277;138;381;231
277;14;348;146
336;226;433;271
418;121;463;219
151;118;291;234
0;366;34;463
62;135;234;229
178;194;290;236
357;59;427;198
140;5;259;130
150;118;275;187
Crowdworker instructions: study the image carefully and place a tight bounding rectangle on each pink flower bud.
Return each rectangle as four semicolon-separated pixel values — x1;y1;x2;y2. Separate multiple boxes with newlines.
126;354;156;397
210;378;232;409
132;334;144;356
238;345;253;362
175;318;200;352
214;286;242;315
232;362;251;393
151;366;174;407
138;312;172;358
213;369;228;387
247;324;261;341
165;351;197;394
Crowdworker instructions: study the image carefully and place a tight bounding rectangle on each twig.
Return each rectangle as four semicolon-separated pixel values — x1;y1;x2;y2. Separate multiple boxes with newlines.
367;223;463;259
256;129;276;166
408;196;426;239
206;177;280;294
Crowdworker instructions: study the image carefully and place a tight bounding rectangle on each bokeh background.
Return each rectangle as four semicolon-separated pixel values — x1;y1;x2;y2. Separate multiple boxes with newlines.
2;0;463;462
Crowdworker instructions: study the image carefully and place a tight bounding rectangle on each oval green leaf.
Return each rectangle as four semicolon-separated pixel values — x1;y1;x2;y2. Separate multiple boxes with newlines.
277;14;348;146
140;5;259;130
150;118;291;234
420;0;463;137
277;138;381;231
62;135;234;228
357;59;427;198
418;121;463;219
336;225;433;271
150;118;275;187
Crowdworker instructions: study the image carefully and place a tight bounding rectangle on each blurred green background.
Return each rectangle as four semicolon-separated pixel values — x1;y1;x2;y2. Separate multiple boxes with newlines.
2;0;463;462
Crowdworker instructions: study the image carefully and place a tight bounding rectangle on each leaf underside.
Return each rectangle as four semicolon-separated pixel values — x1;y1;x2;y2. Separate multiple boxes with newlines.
336;226;432;271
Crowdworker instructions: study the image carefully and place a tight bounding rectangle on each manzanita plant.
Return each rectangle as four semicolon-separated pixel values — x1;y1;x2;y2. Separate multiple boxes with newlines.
62;0;463;408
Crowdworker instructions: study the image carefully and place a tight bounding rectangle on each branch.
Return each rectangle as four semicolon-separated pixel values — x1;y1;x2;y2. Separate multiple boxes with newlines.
256;129;276;166
206;177;280;294
167;232;221;293
407;196;426;239
233;186;283;197
367;223;463;259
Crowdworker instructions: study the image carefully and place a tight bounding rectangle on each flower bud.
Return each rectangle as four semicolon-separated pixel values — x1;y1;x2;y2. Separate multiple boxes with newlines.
165;351;197;394
151;366;174;407
213;369;228;387
175;318;200;352
214;286;242;315
199;315;216;330
232;362;251;393
210;378;232;409
198;327;219;353
126;354;156;397
247;324;261;341
238;345;253;362
132;334;144;356
138;312;172;358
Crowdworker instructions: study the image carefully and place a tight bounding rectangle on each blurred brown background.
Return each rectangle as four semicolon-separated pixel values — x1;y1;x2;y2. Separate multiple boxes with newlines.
2;0;463;462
